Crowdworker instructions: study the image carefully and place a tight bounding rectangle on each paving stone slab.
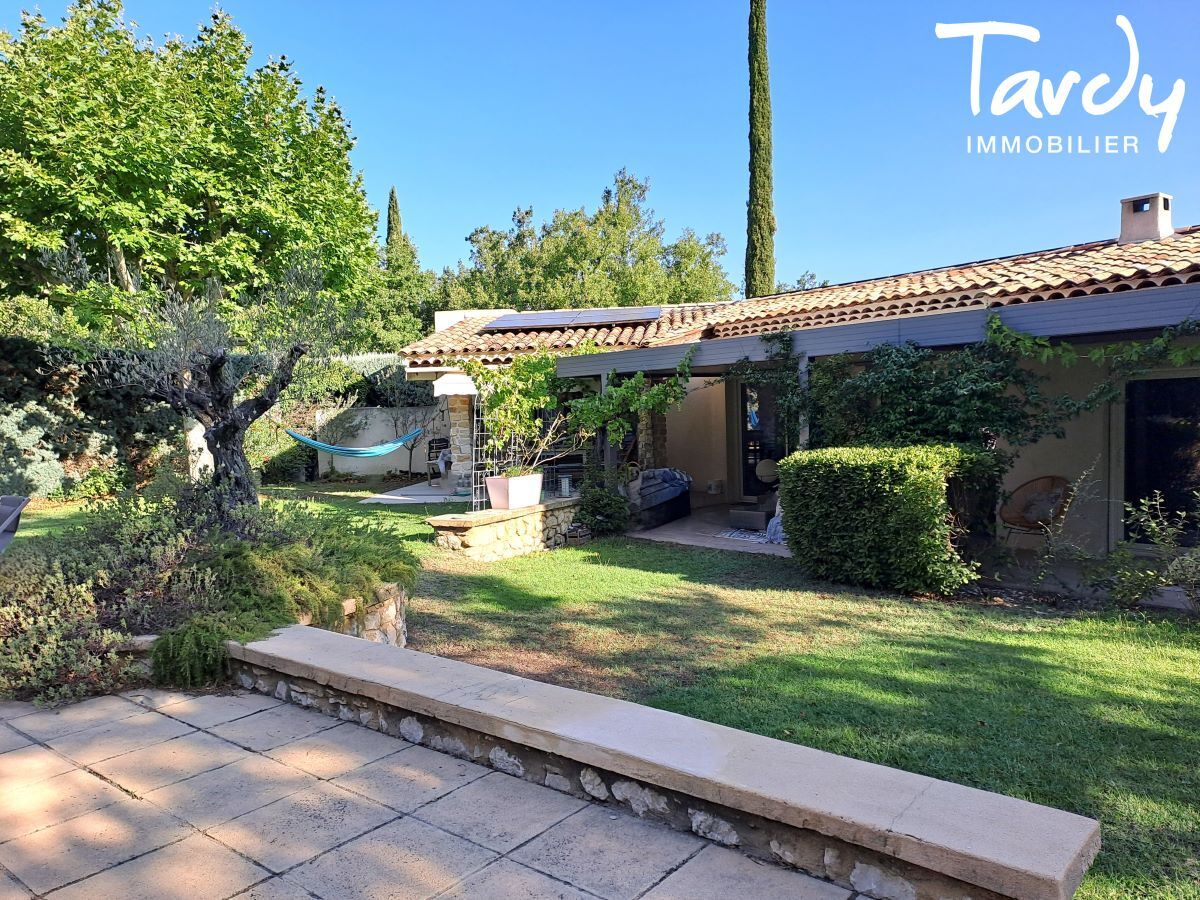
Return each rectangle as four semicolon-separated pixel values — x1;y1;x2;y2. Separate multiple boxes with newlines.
642;844;852;900
209;703;338;751
157;692;282;728
264;722;408;779
121;688;195;710
46;711;194;765
0;799;189;895
208;781;397;873
0;700;36;722
50;833;267;900
0;725;30;755
0;869;30;900
288;817;496;900
0;745;75;792
7;696;142;741
332;745;488;813
439;859;591;900
92;730;252;794
230;876;315;899
415;771;587;852
144;754;318;830
511;806;704;900
0;768;126;843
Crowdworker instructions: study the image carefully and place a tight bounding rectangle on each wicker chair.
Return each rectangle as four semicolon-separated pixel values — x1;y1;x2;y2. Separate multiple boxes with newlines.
999;476;1071;541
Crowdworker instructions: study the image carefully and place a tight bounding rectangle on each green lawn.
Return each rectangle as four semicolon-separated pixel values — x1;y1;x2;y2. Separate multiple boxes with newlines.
15;499;90;539
25;487;1200;898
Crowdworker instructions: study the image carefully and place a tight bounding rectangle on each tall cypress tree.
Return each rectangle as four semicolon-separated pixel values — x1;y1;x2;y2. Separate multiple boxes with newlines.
385;186;404;266
745;0;776;298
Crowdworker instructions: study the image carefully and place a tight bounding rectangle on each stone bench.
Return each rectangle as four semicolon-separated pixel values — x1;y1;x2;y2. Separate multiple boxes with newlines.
227;626;1100;900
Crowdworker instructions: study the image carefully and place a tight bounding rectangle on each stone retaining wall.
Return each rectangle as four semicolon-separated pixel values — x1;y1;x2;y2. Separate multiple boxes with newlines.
298;583;408;646
427;498;579;561
226;627;1100;900
228;649;1008;900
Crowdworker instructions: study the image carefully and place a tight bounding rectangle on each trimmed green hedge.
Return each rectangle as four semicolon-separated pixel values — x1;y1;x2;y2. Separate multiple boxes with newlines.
778;445;998;595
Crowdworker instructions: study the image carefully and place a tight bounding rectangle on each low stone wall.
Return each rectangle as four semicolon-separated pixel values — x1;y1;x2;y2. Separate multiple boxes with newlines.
226;627;1100;900
427;498;579;561
298;583;408;646
343;583;408;645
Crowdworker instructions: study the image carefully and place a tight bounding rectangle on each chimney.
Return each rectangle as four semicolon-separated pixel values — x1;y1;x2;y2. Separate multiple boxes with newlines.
1119;192;1174;244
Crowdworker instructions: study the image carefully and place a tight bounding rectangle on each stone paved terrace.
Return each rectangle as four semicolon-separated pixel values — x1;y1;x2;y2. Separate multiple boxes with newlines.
0;691;847;900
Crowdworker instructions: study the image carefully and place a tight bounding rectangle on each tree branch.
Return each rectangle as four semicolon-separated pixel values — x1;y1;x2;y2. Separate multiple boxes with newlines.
235;343;308;425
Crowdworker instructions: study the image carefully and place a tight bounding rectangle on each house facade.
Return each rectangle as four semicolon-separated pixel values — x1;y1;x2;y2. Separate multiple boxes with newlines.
401;193;1200;552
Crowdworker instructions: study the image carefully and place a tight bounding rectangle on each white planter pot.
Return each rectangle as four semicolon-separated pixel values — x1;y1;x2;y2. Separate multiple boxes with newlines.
484;473;544;510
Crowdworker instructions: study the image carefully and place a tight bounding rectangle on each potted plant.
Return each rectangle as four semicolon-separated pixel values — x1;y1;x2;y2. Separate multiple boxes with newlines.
461;353;592;510
484;466;544;510
460;348;696;512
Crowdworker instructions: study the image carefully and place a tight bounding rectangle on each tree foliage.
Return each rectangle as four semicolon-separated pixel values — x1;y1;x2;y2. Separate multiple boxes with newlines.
355;186;434;347
110;264;349;515
438;171;734;314
0;0;377;320
460;347;693;475
745;0;776;298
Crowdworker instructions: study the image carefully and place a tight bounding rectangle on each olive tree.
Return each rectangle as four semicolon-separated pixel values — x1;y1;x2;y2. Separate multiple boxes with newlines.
111;266;346;517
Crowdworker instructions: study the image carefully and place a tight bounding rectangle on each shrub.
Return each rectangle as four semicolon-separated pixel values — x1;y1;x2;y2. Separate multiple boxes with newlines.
152;503;418;686
0;404;66;495
261;443;317;484
0;479;420;700
577;462;630;536
778;445;999;595
1082;490;1200;610
0;550;132;705
0;338;179;497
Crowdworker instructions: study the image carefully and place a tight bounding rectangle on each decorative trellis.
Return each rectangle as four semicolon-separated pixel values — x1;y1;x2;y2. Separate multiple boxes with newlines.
470;397;522;512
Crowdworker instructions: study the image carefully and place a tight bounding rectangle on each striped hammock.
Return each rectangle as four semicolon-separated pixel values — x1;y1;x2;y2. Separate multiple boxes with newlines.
285;427;424;459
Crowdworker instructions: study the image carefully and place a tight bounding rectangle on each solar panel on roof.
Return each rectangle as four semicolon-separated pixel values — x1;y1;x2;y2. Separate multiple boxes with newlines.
570;306;662;327
483;311;574;331
482;306;662;332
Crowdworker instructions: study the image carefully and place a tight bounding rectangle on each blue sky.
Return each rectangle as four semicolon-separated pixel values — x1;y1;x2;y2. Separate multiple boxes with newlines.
8;1;1200;291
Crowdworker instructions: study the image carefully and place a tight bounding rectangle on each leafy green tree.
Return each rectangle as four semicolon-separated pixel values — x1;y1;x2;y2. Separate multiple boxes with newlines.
351;186;435;348
438;170;734;313
745;0;776;298
0;0;377;325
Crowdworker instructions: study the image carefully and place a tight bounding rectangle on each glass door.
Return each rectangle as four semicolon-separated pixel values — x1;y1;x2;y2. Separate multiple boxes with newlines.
1123;376;1200;544
740;383;781;498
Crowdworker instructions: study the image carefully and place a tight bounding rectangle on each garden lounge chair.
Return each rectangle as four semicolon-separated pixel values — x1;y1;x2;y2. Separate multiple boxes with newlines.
999;476;1071;542
0;495;30;554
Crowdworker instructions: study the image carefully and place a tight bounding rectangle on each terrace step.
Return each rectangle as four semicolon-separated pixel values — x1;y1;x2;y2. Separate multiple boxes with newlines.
227;625;1100;900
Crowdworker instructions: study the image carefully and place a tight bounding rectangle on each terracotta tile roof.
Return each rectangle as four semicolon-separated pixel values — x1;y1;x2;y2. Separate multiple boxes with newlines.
706;226;1200;338
401;227;1200;368
400;303;724;369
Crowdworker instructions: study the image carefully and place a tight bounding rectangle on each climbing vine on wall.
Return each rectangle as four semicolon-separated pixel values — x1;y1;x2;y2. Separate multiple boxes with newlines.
721;315;1200;464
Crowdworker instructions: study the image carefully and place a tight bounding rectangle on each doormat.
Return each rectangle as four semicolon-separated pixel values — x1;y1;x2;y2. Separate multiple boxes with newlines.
716;528;771;543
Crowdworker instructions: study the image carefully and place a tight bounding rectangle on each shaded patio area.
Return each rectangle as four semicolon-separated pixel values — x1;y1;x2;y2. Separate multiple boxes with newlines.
629;505;791;558
0;691;841;899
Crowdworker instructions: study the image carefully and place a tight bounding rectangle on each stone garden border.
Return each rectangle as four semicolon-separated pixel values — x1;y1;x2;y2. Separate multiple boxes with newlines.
226;626;1099;900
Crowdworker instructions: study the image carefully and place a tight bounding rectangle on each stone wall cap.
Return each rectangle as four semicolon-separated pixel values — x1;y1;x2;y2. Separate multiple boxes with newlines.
427;497;580;529
227;626;1099;900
